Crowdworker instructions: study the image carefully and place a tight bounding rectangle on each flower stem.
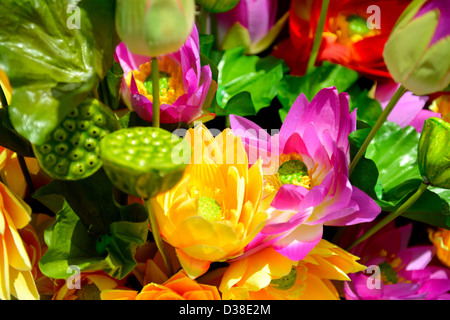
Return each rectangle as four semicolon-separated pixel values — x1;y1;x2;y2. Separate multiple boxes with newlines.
306;0;330;74
18;155;35;195
151;57;160;128
199;5;208;34
144;198;174;277
346;181;429;251
349;85;406;177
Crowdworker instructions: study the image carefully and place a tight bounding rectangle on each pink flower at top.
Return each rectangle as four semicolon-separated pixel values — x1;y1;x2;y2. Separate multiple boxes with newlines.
341;222;450;300
230;87;381;261
115;24;216;125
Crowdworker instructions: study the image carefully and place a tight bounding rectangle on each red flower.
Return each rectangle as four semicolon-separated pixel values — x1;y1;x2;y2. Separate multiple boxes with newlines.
273;0;410;79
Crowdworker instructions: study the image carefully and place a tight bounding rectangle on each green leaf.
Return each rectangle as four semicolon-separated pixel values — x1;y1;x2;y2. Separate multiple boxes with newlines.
347;86;382;127
215;47;284;116
36;169;149;279
103;61;124;111
0;0;118;145
0;108;34;157
277;62;359;121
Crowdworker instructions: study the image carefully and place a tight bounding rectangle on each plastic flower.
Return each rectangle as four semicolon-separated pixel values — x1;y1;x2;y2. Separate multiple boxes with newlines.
101;270;221;300
343;223;450;300
115;24;216;125
0;182;39;300
219;240;365;300
151;124;268;278
374;82;440;133
230;87;380;261
429;228;450;269
215;0;288;54
383;0;450;95
273;0;410;78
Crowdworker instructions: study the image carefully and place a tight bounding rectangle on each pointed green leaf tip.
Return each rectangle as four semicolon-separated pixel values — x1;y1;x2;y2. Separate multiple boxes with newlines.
418;117;450;189
98;127;191;199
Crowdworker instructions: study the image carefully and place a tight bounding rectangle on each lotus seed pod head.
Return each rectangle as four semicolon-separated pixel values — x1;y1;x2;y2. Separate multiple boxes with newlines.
115;0;196;56
195;0;240;13
383;0;450;95
418;117;450;188
98;127;191;199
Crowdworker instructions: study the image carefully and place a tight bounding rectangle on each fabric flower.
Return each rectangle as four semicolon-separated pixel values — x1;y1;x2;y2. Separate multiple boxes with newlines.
0;182;39;300
374;82;440;133
215;0;288;54
151;124;268;278
230;87;380;261
429;228;450;269
115;24;216;125
219;239;365;300
273;0;410;79
342;223;450;300
101;270;221;300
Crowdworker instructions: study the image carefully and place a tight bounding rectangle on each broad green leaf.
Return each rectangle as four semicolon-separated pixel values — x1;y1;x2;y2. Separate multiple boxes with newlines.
277;62;359;121
347;86;383;127
215;47;284;116
0;0;118;145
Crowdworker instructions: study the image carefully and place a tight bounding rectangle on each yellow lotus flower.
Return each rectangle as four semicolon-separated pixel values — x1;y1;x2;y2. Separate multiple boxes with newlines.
429;227;450;269
219;239;366;300
151;125;268;278
0;182;39;300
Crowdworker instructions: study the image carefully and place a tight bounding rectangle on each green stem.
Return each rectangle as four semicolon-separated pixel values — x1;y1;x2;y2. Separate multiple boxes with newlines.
306;0;330;74
145;198;174;277
349;85;406;177
151;57;160;128
346;182;429;251
199;5;208;34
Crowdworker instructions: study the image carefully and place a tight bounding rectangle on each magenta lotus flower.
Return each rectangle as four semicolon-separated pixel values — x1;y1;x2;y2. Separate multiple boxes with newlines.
342;222;450;300
375;82;441;132
114;24;216;125
230;87;381;261
215;0;287;54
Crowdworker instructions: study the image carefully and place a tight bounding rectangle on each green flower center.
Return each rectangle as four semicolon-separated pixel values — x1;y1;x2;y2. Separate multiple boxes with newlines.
271;267;297;290
277;160;310;187
144;71;170;96
379;261;399;284
346;15;370;36
197;197;222;222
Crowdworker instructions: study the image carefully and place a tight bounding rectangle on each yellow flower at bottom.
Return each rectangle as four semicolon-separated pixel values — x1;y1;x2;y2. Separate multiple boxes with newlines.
219;239;366;300
0;182;39;300
101;270;221;300
152;125;268;278
429;227;450;268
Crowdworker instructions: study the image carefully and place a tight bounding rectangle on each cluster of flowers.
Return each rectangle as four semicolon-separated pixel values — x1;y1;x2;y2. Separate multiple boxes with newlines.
0;0;449;301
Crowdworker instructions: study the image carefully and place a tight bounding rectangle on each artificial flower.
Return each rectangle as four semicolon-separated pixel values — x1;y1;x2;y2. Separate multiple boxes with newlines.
0;182;39;300
219;239;365;300
101;269;221;300
273;0;410;78
230;87;380;261
215;0;288;54
429;228;450;269
151;124;268;278
52;271;126;300
115;24;216;125
115;0;196;57
383;0;450;95
374;82;440;133
342;222;450;300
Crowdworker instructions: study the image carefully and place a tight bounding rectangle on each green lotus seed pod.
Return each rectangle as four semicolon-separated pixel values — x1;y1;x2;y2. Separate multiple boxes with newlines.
418;117;450;189
278;160;310;186
33;99;119;180
98;127;191;199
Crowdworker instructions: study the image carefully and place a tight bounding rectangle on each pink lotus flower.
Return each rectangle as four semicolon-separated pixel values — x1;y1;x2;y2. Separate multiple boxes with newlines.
341;222;450;300
375;82;441;132
114;24;216;125
230;87;381;261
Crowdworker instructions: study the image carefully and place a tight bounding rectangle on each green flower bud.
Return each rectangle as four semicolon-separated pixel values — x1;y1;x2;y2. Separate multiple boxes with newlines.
196;0;240;13
383;0;450;95
115;0;196;56
418;117;450;189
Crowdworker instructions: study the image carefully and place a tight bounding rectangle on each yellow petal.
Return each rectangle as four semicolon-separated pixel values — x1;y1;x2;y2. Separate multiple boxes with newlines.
4;212;32;270
0;182;31;229
9;268;39;300
101;289;138;300
0;237;10;300
176;248;211;279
